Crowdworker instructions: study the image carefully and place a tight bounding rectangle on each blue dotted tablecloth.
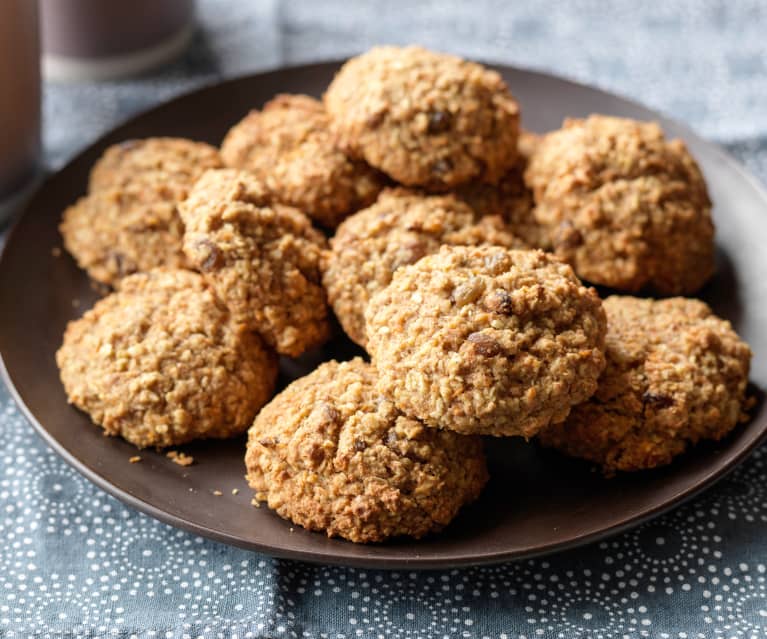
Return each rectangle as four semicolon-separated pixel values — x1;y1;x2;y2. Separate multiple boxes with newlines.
2;1;767;637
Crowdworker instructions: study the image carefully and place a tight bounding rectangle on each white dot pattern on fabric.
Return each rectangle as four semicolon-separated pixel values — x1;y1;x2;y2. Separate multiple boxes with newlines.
4;364;766;639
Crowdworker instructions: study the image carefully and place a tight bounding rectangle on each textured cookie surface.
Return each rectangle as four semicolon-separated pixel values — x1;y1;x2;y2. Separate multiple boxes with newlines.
89;137;223;198
180;169;330;357
56;269;277;449
221;94;384;228
245;358;488;543
322;188;525;347
538;296;752;473
365;246;607;436
525;115;714;294
324;46;519;189
62;137;223;286
453;131;546;249
61;186;189;285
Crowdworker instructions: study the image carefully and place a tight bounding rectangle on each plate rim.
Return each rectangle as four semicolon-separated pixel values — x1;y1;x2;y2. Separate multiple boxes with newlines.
2;59;767;569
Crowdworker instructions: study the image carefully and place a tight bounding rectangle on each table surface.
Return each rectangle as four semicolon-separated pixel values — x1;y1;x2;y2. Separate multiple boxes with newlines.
2;1;767;637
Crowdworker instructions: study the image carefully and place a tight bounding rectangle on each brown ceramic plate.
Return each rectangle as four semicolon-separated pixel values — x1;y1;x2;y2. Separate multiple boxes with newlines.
1;62;766;569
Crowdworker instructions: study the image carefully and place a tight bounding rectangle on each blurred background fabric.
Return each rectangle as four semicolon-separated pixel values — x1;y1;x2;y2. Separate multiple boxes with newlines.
2;1;767;637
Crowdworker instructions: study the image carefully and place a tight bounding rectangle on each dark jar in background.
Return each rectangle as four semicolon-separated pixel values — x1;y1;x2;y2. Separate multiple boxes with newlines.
40;0;195;82
0;0;41;226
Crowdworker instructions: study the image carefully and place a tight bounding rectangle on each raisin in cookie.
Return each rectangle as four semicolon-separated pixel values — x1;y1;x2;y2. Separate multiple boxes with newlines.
324;46;519;190
322;188;524;348
221;94;383;228
525;115;714;294
365;246;607;437
246;358;488;543
538;296;751;474
180;169;330;357
56;269;277;449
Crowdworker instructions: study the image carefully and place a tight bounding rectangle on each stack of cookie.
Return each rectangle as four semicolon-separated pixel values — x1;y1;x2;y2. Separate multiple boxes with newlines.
56;45;752;544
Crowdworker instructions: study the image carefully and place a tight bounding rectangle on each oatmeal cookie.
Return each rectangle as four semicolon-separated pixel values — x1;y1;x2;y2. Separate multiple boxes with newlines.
246;358;488;543
56;268;277;449
322;188;525;347
324;46;519;189
525;115;714;293
60;185;189;285
220;94;384;228
538;296;751;474
61;138;222;286
452;131;547;249
180;169;330;357
89;137;223;198
365;246;607;436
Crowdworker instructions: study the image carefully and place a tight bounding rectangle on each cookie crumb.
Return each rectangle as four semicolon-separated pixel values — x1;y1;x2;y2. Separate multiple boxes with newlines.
71;299;80;308
129;455;141;463
51;247;62;257
213;490;223;496
166;450;194;466
251;498;261;508
231;488;239;495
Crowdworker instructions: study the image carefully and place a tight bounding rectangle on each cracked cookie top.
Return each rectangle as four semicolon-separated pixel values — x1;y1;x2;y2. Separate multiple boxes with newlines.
245;357;487;542
324;46;520;189
221;94;384;228
365;245;607;436
525;115;714;294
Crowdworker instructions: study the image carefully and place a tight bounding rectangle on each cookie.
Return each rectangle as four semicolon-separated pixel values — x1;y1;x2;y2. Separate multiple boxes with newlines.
245;358;488;543
365;246;607;437
220;94;384;228
525;115;714;294
56;268;277;449
452;131;547;249
538;296;751;474
180;169;330;357
322;188;524;347
61;186;189;285
89;137;223;199
62;137;223;286
324;46;520;189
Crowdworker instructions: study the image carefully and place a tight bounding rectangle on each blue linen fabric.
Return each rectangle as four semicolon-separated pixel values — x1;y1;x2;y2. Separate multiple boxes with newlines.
2;1;767;636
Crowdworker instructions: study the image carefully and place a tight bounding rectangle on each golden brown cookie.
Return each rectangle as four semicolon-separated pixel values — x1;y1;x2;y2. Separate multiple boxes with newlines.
61;137;223;286
245;358;488;543
56;268;277;449
324;46;520;190
322;188;525;348
365;246;607;437
180;169;330;357
525;115;714;294
61;186;189;285
89;137;223;198
538;296;751;474
220;94;384;228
